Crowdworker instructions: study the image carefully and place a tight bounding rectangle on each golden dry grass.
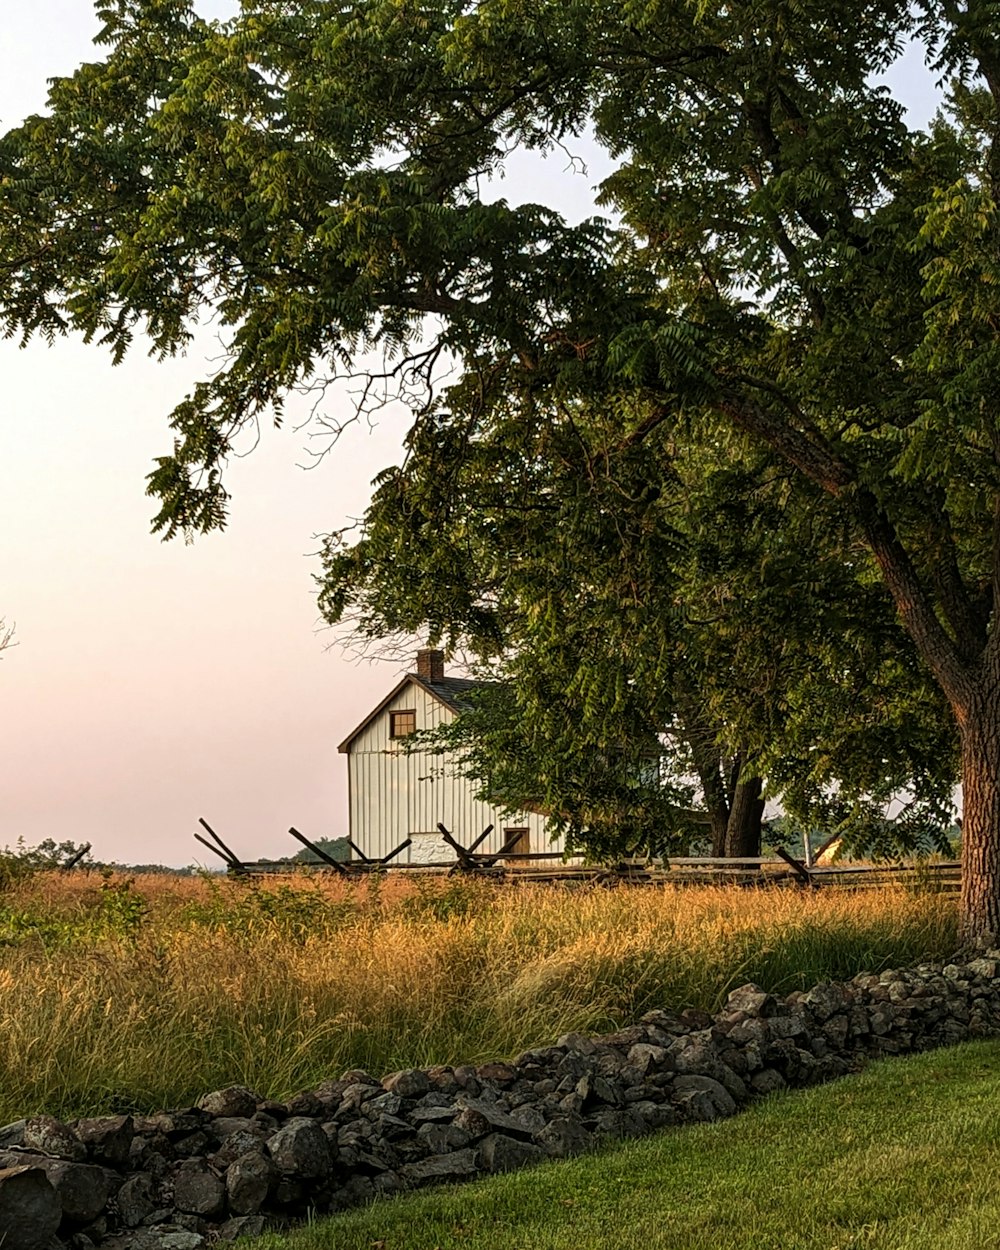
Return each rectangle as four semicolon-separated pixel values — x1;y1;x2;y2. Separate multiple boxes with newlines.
0;870;958;1121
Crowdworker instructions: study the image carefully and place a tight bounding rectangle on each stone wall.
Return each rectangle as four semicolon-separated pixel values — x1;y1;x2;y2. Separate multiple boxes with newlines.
4;949;1000;1250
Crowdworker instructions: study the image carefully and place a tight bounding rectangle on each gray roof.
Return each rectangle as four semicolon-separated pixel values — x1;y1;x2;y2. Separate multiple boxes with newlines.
414;675;489;712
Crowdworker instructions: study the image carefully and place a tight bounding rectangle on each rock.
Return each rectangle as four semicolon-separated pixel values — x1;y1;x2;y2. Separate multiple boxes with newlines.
802;983;848;1021
672;1087;719;1121
416;1123;473;1154
267;1118;332;1178
40;1158;110;1224
629;1100;677;1129
533;1116;592;1158
749;1068;787;1095
626;1044;669;1076
284;1091;325;1119
75;1116;134;1167
725;985;778;1017
822;1015;851;1049
214;1127;266;1167
0;1152;109;1225
197;1088;258;1119
409;1106;455;1125
226;1151;277;1215
477;1133;545;1172
674;1074;737;1117
106;1228;206;1250
172;1161;225;1217
453;1098;536;1142
555;1032;597;1055
382;1070;430;1099
425;1066;460;1093
0;1122;26;1149
399;1149;479;1184
216;1215;269;1240
115;1174;157;1228
22;1116;86;1162
587;1107;650;1139
0;1166;62;1250
363;1093;403;1120
475;1063;517;1086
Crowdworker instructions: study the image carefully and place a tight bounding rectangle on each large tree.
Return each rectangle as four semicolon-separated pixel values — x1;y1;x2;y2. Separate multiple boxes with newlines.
321;389;955;859
3;0;1000;934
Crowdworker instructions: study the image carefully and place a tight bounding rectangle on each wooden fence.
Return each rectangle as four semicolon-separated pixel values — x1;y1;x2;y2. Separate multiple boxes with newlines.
191;818;961;890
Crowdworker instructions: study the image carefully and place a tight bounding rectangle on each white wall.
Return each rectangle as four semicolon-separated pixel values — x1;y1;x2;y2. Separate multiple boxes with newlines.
346;680;557;862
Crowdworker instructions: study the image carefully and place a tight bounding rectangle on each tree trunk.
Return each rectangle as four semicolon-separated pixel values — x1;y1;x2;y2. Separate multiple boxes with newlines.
725;775;764;858
959;691;1000;945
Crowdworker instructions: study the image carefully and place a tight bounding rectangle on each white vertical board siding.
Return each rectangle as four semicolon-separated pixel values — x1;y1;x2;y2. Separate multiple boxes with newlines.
347;678;558;862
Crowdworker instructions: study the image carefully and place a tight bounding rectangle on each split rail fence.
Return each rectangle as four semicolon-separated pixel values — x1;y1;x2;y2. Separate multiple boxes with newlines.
191;818;962;891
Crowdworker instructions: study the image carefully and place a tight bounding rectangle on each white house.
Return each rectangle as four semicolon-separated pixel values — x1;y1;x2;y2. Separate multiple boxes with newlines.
338;649;563;865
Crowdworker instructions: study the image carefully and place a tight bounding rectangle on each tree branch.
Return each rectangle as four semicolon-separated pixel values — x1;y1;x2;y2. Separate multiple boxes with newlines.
721;394;973;712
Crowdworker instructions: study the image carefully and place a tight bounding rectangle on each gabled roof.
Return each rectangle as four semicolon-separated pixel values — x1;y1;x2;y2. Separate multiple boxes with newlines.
337;673;489;753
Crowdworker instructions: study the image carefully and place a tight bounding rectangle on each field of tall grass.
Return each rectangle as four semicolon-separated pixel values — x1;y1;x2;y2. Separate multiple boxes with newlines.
0;869;959;1122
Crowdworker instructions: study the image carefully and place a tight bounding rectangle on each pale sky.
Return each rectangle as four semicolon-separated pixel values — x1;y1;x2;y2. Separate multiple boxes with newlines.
1;5;938;866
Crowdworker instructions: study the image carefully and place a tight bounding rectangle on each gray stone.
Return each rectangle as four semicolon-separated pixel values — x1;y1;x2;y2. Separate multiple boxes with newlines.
382;1070;430;1099
0;1165;62;1250
197;1088;258;1119
416;1123;473;1154
533;1116;592;1157
803;982;849;1021
40;1158;110;1224
115;1174;157;1228
767;1015;808;1041
399;1149;479;1184
749;1068;787;1095
285;1091;325;1119
508;1104;547;1132
453;1098;536;1142
22;1115;86;1162
626;1044;668;1076
672;1087;718;1121
0;1151;109;1225
172;1161;225;1217
556;1032;597;1055
0;1122;26;1149
629;1100;677;1129
108;1229;206;1250
211;1117;257;1140
75;1116;134;1167
267;1118;332;1178
216;1215;269;1240
226;1151;277;1215
477;1133;545;1172
476;1062;518;1086
726;984;778;1017
673;1075;737;1117
408;1106;455;1125
214;1127;266;1166
363;1093;403;1120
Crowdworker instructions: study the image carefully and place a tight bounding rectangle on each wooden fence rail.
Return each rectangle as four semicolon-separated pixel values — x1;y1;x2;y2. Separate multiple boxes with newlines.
190;817;962;889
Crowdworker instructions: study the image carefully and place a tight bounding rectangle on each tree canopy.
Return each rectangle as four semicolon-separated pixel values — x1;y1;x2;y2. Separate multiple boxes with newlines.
322;389;956;859
4;0;1000;934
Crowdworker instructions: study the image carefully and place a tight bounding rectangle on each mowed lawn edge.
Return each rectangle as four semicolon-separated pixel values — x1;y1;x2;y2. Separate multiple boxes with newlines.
249;1039;1000;1250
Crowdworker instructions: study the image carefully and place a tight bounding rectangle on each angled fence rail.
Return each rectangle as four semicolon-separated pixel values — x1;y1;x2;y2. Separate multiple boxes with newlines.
190;817;961;889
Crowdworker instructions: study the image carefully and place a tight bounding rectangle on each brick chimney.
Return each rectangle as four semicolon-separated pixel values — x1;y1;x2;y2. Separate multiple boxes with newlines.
416;648;445;682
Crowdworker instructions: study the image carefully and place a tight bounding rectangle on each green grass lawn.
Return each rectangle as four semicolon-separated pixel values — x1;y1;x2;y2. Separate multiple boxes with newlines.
253;1040;1000;1250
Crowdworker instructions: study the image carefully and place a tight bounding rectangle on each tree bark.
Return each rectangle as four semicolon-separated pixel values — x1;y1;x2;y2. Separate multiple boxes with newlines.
725;774;764;857
959;680;1000;945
